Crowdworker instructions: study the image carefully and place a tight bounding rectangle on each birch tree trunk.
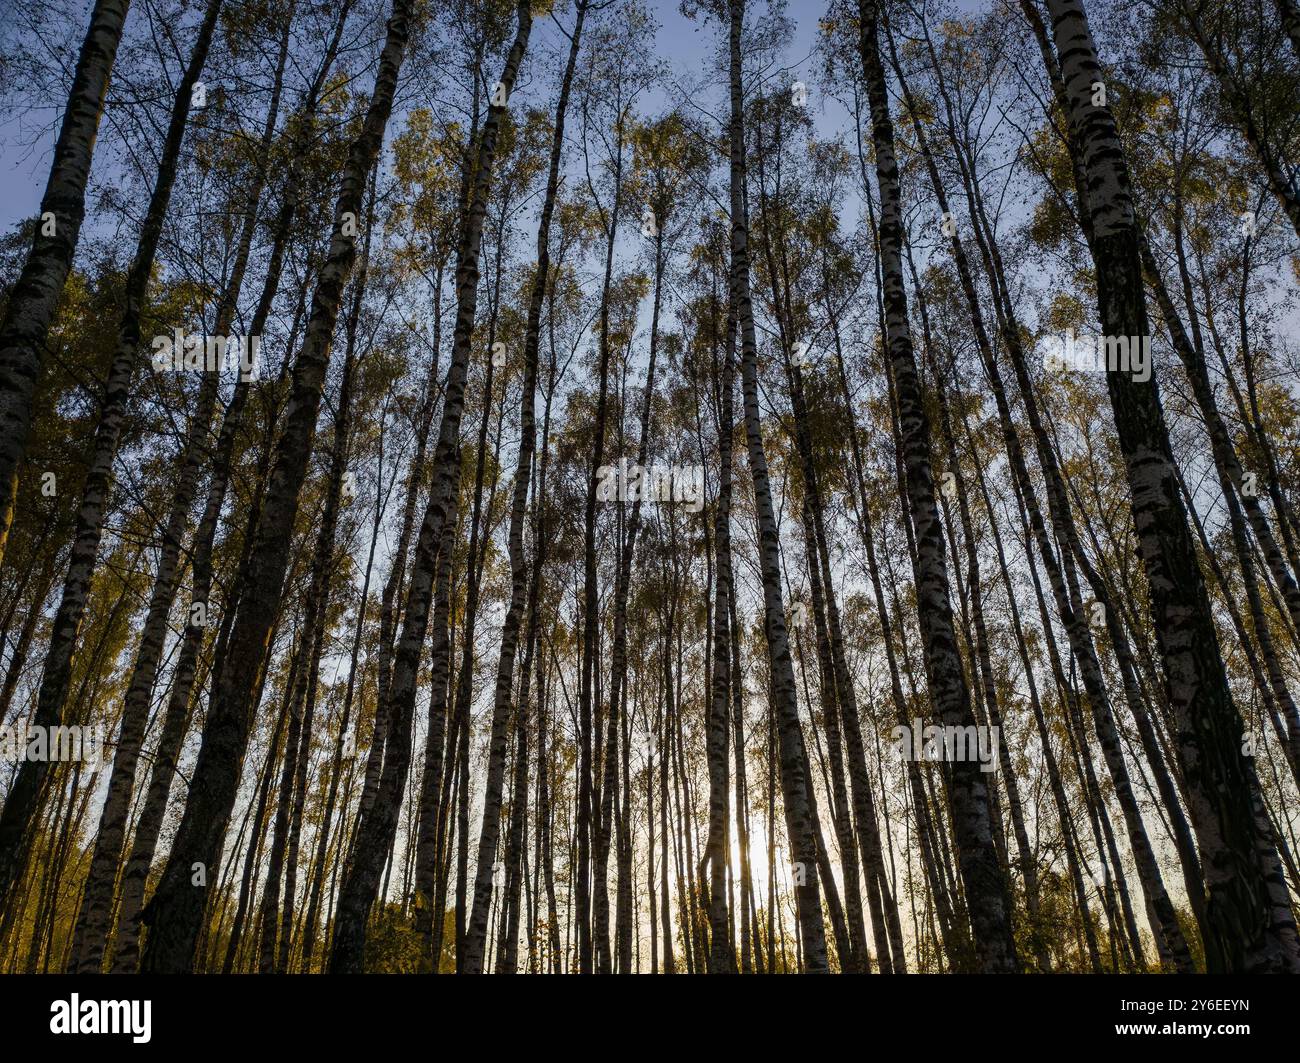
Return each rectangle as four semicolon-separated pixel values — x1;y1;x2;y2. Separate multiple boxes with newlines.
582;53;631;975
854;0;1018;972
705;303;736;974
726;0;828;973
0;0;130;570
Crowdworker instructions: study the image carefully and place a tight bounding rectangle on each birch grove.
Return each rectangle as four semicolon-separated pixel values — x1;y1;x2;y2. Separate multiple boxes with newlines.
0;0;1297;974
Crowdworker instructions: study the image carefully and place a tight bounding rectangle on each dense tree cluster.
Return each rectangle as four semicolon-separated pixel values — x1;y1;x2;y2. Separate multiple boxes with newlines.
0;0;1297;973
